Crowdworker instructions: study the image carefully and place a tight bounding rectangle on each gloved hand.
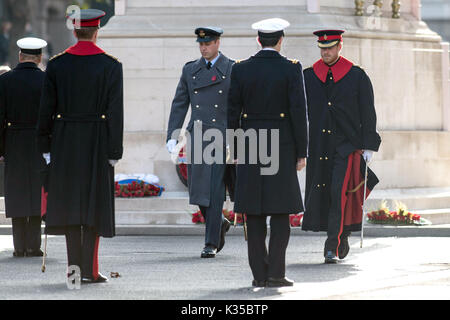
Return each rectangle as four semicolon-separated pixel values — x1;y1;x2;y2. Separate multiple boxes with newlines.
362;150;374;163
43;153;50;165
166;139;177;154
109;160;119;167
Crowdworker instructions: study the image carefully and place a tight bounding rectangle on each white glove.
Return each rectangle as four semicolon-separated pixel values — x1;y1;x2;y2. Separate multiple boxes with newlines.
109;160;119;167
43;153;50;165
166;139;177;154
362;150;374;163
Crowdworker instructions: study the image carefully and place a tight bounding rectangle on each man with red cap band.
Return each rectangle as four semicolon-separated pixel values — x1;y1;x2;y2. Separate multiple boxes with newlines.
37;8;123;283
302;30;381;263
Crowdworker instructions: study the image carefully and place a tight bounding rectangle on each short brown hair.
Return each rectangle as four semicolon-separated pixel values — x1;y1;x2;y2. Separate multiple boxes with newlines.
74;27;99;40
19;52;41;64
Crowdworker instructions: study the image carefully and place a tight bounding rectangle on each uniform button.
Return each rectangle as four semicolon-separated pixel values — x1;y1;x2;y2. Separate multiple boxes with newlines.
329;77;333;80
193;76;196;79
323;184;326;187
322;129;326;133
101;115;106;119
328;130;332;134
328;102;332;106
243;114;248;118
319;157;323;160
196;120;201;122
7;122;11;126
222;76;226;79
214;104;218;108
325;157;328;160
317;184;320;188
212;119;216;122
194;91;198;94
196;105;200;108
219;90;223;94
57;114;61;119
280;113;285;118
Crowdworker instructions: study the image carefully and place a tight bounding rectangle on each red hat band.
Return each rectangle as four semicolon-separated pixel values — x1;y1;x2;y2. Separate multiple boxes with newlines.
318;34;342;42
72;19;101;28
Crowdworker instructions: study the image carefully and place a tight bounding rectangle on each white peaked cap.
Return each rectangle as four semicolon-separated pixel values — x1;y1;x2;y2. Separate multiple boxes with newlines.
251;18;290;33
17;37;47;50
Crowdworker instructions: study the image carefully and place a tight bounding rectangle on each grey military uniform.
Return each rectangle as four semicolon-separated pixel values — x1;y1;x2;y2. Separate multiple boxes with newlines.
167;52;234;247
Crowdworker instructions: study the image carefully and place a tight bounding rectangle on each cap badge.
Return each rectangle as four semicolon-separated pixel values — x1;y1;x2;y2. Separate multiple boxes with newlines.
324;34;328;40
199;30;205;38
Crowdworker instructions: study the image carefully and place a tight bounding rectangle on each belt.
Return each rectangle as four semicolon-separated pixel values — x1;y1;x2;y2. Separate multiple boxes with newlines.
6;121;36;130
54;113;107;122
241;113;287;120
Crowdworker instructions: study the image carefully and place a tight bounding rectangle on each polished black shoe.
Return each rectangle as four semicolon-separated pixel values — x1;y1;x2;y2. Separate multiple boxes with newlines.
267;277;294;288
13;251;25;257
200;245;217;258
324;251;339;264
26;249;44;257
217;218;231;253
81;273;108;284
338;236;350;260
252;280;267;287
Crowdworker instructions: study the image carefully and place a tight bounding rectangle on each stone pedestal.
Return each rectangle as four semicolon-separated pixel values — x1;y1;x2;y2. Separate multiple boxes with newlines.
98;0;450;191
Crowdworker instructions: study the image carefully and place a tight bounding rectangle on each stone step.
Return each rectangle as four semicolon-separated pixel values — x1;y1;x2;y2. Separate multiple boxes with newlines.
2;208;450;225
1;188;450;225
365;187;450;211
0;224;450;237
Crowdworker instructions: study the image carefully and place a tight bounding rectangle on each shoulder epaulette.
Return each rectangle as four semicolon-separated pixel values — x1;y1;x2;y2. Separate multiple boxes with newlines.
235;58;249;64
104;52;120;62
289;59;299;64
49;51;66;61
185;60;196;66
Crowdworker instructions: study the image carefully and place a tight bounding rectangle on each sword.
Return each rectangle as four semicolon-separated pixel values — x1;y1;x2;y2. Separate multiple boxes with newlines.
243;215;248;241
41;233;47;272
360;159;369;248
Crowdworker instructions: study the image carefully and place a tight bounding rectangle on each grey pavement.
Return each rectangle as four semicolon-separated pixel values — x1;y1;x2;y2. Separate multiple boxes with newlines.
1;232;450;300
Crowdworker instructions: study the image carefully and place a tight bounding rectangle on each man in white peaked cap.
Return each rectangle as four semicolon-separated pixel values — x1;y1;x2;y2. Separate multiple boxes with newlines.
228;18;308;287
0;37;47;257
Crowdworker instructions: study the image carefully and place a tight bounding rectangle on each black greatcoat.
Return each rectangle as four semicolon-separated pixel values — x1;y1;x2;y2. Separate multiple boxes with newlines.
227;50;308;215
302;57;381;232
0;62;46;218
37;41;124;237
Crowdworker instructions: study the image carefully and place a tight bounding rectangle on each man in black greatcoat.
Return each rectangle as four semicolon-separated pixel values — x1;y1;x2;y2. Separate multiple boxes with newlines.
228;18;308;288
302;30;381;263
0;37;47;257
37;9;123;283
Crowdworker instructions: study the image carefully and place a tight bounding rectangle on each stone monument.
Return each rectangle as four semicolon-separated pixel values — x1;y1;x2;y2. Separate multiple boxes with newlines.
97;0;450;225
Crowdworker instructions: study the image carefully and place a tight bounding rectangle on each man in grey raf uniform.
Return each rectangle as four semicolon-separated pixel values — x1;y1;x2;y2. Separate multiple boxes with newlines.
166;27;233;258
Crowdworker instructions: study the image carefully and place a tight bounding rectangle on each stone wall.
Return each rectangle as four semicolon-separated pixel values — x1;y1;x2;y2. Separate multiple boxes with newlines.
98;0;450;190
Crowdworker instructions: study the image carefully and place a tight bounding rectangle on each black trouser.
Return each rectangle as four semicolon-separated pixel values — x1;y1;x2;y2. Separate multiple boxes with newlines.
199;163;226;248
324;152;351;256
12;217;42;253
247;214;290;281
65;225;100;279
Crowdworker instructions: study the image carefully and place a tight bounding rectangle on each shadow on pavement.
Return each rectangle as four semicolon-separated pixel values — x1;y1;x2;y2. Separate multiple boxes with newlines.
287;262;360;283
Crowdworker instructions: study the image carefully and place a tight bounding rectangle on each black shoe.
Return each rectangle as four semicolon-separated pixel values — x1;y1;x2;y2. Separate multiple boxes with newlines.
26;249;44;257
81;273;108;284
252;280;266;287
324;251;339;264
217;218;231;253
13;251;25;257
267;277;294;288
201;245;217;258
338;236;350;259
